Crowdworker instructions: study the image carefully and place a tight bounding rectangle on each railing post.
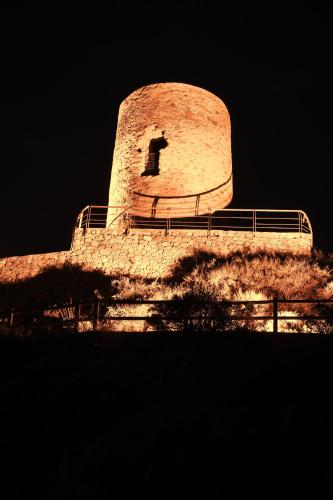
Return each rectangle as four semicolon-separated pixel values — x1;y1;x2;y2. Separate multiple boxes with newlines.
74;302;81;334
208;209;212;234
166;208;171;234
78;212;83;228
87;205;91;228
298;211;302;233
93;299;100;332
253;210;256;233
273;297;278;334
125;211;132;233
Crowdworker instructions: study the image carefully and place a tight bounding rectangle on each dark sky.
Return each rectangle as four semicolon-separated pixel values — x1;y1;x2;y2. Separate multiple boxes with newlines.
1;2;332;257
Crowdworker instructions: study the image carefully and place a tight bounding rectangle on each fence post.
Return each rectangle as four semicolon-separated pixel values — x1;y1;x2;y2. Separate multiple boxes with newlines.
8;308;14;327
93;299;100;332
74;303;81;334
208;209;212;234
273;297;278;334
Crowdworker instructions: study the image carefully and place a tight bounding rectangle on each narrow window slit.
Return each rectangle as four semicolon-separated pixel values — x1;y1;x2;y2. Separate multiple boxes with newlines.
142;137;168;176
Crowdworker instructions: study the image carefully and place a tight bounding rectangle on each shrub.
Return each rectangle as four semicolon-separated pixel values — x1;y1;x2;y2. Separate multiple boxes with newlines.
2;248;333;334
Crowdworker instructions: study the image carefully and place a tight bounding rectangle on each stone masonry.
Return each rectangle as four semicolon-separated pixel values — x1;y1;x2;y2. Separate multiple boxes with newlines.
0;228;312;283
0;83;313;284
108;83;233;219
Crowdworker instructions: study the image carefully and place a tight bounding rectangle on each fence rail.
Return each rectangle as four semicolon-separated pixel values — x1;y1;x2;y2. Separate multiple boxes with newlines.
1;297;332;335
75;205;312;236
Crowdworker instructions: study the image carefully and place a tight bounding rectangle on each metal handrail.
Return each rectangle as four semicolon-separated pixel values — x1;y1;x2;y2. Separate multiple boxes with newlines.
133;173;232;199
75;205;313;237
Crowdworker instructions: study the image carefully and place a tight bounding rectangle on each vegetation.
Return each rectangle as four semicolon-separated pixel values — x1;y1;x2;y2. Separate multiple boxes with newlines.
1;249;333;334
108;248;333;333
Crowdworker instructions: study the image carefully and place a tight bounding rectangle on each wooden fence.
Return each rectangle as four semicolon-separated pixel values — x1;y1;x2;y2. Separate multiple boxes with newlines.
1;297;333;335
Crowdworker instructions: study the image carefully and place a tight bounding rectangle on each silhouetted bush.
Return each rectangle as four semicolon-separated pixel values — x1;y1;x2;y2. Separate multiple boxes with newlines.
0;263;117;312
2;248;333;334
0;264;121;335
146;293;234;332
111;248;333;333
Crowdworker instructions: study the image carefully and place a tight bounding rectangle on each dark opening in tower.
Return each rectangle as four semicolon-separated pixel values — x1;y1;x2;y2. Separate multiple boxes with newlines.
142;137;168;176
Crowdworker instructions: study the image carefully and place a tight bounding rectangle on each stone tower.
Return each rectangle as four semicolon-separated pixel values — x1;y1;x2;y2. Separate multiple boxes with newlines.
108;82;232;218
0;82;313;284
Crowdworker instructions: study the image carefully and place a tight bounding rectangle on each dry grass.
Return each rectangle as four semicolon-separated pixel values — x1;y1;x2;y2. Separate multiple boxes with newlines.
3;249;333;334
108;249;333;333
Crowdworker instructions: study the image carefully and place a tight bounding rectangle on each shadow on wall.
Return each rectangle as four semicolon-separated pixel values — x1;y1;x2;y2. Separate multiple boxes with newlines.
146;249;253;332
0;263;117;312
144;248;333;333
165;247;315;286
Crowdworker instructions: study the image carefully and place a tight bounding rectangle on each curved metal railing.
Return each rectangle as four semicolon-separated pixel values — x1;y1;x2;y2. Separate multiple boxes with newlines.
75;205;313;237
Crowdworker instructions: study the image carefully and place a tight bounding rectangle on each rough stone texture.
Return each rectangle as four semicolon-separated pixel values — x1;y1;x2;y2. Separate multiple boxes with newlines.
0;229;312;283
108;83;232;219
0;83;312;286
0;251;70;282
70;229;312;277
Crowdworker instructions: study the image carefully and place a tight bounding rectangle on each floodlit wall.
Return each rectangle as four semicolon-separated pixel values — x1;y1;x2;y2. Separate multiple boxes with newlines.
0;229;312;282
108;83;233;218
0;82;313;285
0;251;70;282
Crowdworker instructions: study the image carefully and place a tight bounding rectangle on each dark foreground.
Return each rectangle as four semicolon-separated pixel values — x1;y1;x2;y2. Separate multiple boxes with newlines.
1;332;333;500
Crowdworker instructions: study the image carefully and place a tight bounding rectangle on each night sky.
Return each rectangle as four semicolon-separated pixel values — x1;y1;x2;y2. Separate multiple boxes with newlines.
1;3;332;258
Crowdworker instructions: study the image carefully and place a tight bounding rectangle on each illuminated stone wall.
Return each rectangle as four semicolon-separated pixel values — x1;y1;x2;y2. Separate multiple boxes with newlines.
108;83;233;218
69;229;311;277
0;251;69;282
0;83;313;285
0;229;312;283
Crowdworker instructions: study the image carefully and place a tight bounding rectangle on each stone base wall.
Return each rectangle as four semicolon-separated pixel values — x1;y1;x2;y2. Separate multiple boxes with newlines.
0;228;312;283
70;228;312;277
0;251;70;283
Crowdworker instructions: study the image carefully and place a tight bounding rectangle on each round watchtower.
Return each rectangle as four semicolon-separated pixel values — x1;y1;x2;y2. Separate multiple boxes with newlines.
108;82;232;218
